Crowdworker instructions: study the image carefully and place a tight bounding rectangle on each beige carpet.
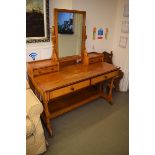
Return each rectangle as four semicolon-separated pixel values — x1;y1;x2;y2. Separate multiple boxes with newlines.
43;91;129;155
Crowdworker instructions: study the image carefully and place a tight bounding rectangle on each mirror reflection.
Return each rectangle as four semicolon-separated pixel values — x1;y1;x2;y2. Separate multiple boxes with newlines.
57;12;83;58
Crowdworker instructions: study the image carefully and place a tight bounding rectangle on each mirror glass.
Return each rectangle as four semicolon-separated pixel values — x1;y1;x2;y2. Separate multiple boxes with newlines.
57;12;83;58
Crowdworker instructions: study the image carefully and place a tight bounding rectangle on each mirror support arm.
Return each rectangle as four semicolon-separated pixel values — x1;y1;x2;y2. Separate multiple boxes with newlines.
51;26;59;69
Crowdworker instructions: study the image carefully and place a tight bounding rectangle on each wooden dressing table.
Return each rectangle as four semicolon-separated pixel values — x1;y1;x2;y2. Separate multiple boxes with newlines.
27;9;120;136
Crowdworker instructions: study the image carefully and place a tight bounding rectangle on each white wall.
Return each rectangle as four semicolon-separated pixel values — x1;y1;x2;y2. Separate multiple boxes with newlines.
72;0;118;52
51;0;72;10
112;0;129;91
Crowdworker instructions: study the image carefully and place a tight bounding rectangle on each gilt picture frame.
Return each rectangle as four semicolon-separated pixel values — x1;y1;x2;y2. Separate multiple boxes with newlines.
26;0;50;43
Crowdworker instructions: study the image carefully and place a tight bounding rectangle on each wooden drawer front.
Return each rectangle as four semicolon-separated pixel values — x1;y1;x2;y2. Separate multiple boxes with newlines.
50;80;90;99
33;65;58;76
91;71;118;85
33;69;40;76
89;57;103;64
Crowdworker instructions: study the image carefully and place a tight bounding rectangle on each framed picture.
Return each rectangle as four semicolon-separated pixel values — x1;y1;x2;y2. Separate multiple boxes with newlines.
123;2;129;17
26;0;50;43
119;36;128;48
121;21;129;33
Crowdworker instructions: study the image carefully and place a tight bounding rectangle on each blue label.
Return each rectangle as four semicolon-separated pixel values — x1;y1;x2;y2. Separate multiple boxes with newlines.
29;52;38;61
98;28;104;35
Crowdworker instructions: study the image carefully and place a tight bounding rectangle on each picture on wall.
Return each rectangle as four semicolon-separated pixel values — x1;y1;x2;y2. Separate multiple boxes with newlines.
119;36;128;48
58;12;74;34
26;0;50;43
93;27;96;40
97;28;104;39
105;28;109;40
123;2;129;17
121;21;129;33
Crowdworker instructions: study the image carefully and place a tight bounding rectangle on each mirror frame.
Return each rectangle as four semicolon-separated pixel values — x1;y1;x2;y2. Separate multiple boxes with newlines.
53;8;86;62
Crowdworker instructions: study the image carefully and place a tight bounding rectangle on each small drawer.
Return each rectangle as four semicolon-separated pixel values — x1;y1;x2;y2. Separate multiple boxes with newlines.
89;57;103;64
44;65;58;73
33;65;58;76
91;70;118;85
50;80;90;99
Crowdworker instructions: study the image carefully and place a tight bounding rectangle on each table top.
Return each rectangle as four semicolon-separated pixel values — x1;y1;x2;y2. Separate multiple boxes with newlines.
29;62;119;92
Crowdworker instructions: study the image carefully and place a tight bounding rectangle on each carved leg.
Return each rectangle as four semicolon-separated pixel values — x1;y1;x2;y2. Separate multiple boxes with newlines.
101;78;115;105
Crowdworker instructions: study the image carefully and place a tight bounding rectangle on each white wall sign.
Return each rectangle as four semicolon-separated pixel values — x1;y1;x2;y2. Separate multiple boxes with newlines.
123;2;129;17
121;21;129;33
119;36;128;48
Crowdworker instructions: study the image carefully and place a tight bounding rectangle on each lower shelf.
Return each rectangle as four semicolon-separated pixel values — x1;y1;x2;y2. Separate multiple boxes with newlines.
48;86;101;119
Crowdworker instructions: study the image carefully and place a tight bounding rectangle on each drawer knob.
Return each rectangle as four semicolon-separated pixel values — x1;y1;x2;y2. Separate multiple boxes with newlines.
70;87;75;91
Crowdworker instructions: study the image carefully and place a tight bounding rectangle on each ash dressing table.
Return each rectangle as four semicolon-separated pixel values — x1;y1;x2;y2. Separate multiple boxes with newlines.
27;9;120;136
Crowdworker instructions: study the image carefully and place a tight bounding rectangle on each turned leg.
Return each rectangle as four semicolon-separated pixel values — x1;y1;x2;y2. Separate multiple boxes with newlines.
44;101;52;136
46;119;53;136
42;93;53;137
